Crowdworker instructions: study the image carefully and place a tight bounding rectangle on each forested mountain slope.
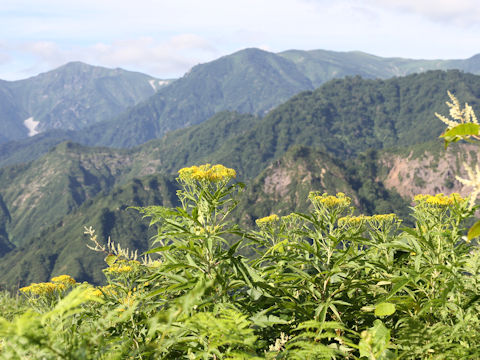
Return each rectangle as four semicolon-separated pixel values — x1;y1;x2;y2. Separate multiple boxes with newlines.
206;70;480;177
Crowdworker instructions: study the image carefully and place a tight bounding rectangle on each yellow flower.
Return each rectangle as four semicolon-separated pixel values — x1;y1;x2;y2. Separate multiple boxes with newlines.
19;282;60;296
338;215;370;227
414;193;465;207
88;284;117;297
105;264;133;274
178;164;236;183
309;192;351;209
369;213;397;225
256;214;279;227
120;290;136;307
88;288;103;297
51;275;76;285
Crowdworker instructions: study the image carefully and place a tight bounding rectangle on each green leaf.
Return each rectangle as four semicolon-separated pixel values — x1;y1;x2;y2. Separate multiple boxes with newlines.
374;302;396;317
104;254;118;266
249;312;289;328
440;123;480;139
467;220;480;241
359;320;393;359
143;245;173;254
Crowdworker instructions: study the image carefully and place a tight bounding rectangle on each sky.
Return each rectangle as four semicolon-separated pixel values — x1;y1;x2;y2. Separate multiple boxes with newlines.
1;0;480;81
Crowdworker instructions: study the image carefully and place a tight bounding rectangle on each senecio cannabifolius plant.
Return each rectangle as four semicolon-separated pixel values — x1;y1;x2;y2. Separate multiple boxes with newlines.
1;116;480;358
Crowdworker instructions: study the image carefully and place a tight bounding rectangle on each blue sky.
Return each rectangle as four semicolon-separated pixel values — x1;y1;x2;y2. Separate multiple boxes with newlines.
1;0;480;80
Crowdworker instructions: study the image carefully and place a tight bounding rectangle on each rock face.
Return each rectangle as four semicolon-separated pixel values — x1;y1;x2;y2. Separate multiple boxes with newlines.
379;143;479;200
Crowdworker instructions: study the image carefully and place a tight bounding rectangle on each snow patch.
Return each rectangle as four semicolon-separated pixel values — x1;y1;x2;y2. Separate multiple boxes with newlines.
24;117;40;137
149;79;171;91
148;79;157;90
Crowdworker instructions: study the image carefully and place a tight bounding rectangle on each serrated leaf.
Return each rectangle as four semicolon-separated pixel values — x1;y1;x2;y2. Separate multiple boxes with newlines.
375;302;396;317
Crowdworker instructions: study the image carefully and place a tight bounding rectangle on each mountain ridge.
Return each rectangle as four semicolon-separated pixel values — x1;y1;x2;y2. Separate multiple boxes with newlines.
5;47;480;152
0;62;168;144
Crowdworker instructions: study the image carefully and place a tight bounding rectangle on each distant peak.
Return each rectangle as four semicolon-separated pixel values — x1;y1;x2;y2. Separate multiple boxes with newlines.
234;47;273;56
467;53;480;61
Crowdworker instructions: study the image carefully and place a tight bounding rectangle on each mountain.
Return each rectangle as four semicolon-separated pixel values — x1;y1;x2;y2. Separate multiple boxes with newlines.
0;62;169;143
278;49;480;88
79;49;480;149
81;48;315;148
4;48;480;157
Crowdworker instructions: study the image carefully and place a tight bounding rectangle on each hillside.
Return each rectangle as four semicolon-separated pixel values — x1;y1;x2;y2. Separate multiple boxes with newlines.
0;111;257;250
0;174;179;287
378;141;478;199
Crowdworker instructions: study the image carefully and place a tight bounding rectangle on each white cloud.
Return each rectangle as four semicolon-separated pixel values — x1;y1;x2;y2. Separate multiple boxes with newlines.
1;0;480;80
366;0;480;25
89;35;219;76
0;44;11;65
3;34;220;79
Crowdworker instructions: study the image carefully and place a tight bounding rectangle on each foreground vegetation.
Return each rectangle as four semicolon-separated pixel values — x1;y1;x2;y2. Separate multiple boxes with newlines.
2;93;480;358
0;161;479;359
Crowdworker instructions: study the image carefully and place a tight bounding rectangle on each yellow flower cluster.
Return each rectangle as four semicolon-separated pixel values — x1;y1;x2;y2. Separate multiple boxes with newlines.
414;193;465;207
88;284;118;298
105;260;139;274
51;274;76;285
192;225;220;236
121;290;136;307
87;287;103;297
105;264;133;274
338;215;370;226
117;290;138;312
19;274;76;296
371;214;396;221
309;192;351;209
370;214;397;223
178;164;236;183
256;214;279;227
19;282;64;296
